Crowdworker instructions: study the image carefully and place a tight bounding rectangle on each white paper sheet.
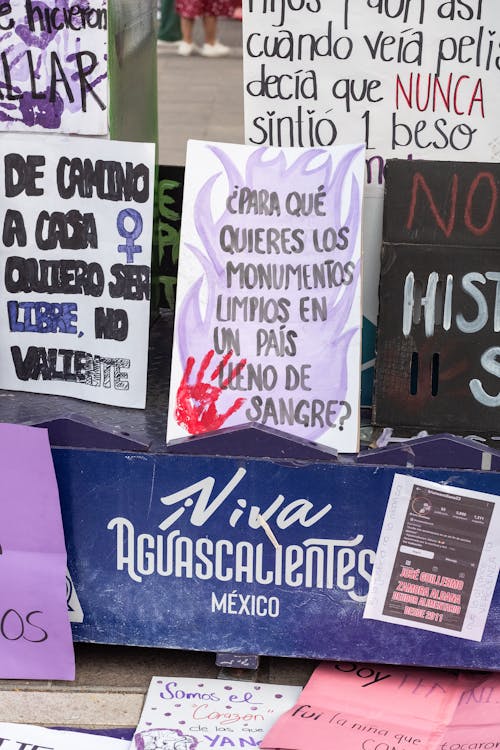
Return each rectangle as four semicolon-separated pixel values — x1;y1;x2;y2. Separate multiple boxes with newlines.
0;134;155;408
133;676;302;750
0;724;130;749
0;0;108;134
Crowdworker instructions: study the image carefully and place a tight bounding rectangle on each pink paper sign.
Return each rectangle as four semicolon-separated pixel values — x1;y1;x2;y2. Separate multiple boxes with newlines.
0;423;75;679
261;662;492;750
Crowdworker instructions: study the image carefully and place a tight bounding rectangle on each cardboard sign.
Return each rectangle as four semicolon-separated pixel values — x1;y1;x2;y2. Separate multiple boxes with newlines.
0;135;155;408
364;474;500;641
242;2;500;404
0;423;74;680
261;662;499;750
384;160;500;247
374;160;500;433
0;0;108;134
167;139;365;453
0;724;130;749
133;676;301;750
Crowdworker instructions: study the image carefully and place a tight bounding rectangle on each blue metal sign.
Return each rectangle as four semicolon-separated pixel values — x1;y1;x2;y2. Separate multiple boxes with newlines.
55;449;500;669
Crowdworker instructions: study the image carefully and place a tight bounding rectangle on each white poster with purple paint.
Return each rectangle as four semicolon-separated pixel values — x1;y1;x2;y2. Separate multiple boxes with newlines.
133;676;302;750
0;0;107;134
167;139;365;453
0;134;155;408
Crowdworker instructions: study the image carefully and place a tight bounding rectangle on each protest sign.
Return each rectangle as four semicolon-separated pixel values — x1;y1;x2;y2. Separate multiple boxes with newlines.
242;1;500;403
261;661;495;750
0;0;108;134
364;474;500;641
0;134;155;408
166;139;365;453
133;676;301;750
157;165;185;310
374;160;500;433
0;724;130;749
0;423;74;680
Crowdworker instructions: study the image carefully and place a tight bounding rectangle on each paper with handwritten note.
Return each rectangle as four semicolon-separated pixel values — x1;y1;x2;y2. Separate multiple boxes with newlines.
0;723;130;749
0;423;74;679
133;676;301;750
166;139;365;453
261;662;500;750
261;661;462;750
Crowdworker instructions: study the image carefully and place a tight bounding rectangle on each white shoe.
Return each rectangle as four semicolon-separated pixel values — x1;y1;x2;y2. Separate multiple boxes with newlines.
201;41;230;57
157;39;181;51
178;41;196;56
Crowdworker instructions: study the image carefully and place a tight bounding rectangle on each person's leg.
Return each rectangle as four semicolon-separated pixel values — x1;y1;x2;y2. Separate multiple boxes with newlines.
201;14;229;55
158;0;181;42
202;14;217;45
181;16;195;43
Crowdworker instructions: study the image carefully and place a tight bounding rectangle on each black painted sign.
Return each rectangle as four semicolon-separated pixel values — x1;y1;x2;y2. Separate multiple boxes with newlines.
374;159;500;433
157;165;184;310
384;160;500;248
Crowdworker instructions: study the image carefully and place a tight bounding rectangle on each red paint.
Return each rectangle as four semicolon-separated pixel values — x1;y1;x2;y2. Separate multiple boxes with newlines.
175;349;247;435
407;172;458;238
464;172;497;236
407;170;497;239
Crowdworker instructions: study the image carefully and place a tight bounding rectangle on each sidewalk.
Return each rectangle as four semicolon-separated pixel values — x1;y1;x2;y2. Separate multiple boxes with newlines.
157;18;244;166
0;643;314;728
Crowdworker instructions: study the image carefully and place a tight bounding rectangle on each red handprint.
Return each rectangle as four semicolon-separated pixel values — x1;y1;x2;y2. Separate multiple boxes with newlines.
175;349;247;434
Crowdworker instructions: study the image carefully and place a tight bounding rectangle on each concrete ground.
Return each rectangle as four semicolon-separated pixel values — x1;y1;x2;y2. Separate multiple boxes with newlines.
0;643;315;729
0;20;317;731
157;17;244;166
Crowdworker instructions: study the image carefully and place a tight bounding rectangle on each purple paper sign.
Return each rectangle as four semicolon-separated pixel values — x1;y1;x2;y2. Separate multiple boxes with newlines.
167;140;365;453
0;423;74;679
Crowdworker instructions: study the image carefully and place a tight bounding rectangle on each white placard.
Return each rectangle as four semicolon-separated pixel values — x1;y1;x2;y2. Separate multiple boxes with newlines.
167;139;365;453
0;0;108;134
133;676;301;750
364;474;500;641
242;1;500;401
0;134;155;408
0;724;130;749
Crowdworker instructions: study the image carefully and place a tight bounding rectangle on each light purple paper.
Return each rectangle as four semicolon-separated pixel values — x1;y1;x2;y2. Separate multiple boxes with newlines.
167;141;365;453
0;423;75;679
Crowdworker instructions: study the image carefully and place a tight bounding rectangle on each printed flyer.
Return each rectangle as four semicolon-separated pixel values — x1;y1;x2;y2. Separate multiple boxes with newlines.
364;474;500;641
133;676;301;750
167;139;365;453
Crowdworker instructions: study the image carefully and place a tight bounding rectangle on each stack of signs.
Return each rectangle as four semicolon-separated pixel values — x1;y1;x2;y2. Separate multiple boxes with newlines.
374;159;500;434
242;2;500;403
0;135;155;408
133;676;302;750
166;140;365;454
0;0;107;134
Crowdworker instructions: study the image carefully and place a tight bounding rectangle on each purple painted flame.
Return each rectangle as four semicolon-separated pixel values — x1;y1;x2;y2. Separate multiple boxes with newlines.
177;145;363;441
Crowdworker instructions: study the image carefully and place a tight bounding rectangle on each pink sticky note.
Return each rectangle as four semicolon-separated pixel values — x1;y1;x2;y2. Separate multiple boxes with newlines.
261;662;470;750
0;423;75;679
